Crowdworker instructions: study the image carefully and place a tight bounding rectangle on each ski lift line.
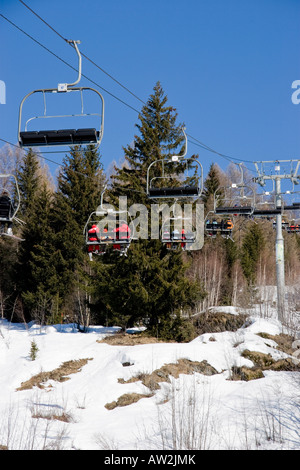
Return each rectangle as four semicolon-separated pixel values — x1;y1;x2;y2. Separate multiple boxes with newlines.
0;14;140;117
15;1;267;169
186;134;253;166
0;137;89;178
18;0;146;106
18;0;68;43
2;14;262;170
3;13;299;170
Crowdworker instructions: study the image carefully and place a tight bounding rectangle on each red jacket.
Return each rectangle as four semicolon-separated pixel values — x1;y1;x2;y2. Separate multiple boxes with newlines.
88;224;100;241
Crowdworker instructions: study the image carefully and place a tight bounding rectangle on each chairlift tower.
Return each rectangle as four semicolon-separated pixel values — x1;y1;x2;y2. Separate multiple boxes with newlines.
253;159;300;322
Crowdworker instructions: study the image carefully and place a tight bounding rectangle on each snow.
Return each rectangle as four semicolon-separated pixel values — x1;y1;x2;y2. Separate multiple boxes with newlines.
0;305;299;451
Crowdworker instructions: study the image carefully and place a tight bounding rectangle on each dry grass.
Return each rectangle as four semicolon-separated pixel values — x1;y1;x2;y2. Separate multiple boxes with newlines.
193;311;248;335
98;333;172;346
257;332;296;355
119;358;218;389
105;392;153;410
31;411;73;422
105;358;218;410
16;358;93;391
231;350;300;381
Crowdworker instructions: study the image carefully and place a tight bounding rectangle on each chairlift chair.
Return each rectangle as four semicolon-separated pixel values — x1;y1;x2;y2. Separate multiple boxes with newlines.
18;40;104;148
214;184;256;216
161;215;197;250
0;174;24;240
252;191;281;217
204;212;234;240
83;187;134;259
84;214;133;258
146;128;203;200
286;220;300;234
160;200;204;251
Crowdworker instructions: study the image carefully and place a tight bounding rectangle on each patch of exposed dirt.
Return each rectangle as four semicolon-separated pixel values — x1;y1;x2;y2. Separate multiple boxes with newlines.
105;392;153;410
16;358;93;391
98;332;173;346
231;350;300;381
32;411;73;422
193;312;248;336
256;332;296;355
105;358;218;409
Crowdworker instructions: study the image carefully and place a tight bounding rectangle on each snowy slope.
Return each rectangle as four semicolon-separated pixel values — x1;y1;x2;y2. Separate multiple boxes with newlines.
0;306;299;451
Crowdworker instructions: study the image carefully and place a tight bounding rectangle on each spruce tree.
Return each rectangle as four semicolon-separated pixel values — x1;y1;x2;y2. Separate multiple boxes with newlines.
16;149;42;219
51;144;105;318
93;83;204;338
17;182;57;322
0;237;19;319
240;222;265;285
93;240;202;339
109;81;186;208
201;163;224;214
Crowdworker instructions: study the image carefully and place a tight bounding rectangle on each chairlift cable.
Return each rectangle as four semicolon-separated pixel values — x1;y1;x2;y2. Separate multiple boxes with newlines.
2;11;256;169
0;14;140;116
0;137;89;179
1;12;298;172
18;0;146;106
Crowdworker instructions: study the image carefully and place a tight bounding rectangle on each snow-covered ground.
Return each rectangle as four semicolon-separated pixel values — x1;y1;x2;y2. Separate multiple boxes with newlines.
0;305;299;451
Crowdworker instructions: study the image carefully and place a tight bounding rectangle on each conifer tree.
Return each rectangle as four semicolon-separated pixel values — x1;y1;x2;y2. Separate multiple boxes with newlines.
17;182;57;321
16;149;46;219
93;83;204;338
109;81;186;208
240;222;265;285
0;237;19;319
50;144;105;317
201;163;224;214
93;240;202;339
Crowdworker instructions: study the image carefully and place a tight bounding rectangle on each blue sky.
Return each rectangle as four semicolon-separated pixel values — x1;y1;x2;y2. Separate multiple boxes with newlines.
1;0;300;186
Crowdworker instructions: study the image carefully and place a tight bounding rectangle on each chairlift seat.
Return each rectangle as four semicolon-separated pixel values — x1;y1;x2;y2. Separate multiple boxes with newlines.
19;128;99;147
19;131;47;146
253;208;281;216
215;205;253;214
73;128;99;144
284;203;300;210
149;185;199;198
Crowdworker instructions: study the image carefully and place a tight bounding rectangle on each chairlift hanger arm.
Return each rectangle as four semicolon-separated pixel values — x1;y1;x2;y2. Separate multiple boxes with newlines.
63;40;82;89
168;127;187;162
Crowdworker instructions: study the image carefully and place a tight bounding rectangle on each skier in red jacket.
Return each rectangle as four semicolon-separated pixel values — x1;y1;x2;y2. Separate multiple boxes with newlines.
87;224;101;260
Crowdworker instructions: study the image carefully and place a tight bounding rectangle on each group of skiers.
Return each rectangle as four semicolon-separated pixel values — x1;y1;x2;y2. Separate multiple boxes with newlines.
87;222;131;259
205;218;234;237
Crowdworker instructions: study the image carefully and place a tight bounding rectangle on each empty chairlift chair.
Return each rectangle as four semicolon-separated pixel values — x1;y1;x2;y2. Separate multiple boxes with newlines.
146;128;203;201
214;184;256;216
18;40;104;149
